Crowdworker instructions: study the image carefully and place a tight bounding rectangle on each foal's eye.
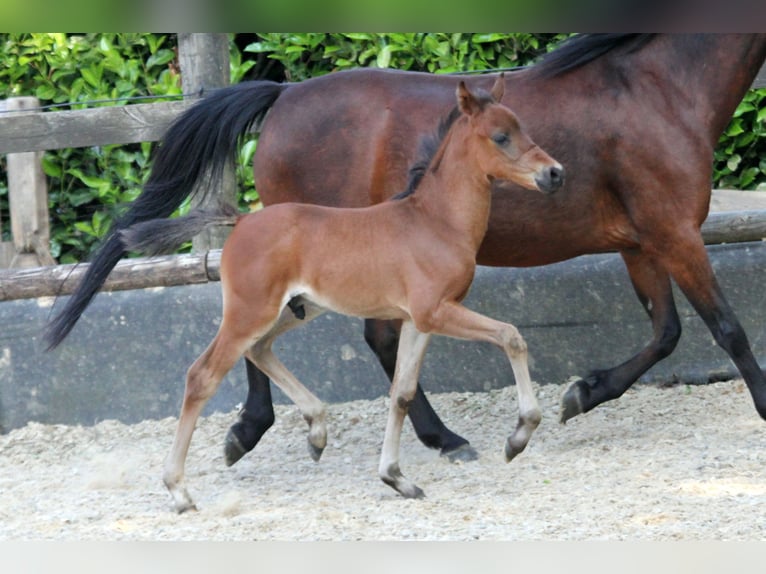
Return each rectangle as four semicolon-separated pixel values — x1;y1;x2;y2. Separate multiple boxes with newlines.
492;133;510;146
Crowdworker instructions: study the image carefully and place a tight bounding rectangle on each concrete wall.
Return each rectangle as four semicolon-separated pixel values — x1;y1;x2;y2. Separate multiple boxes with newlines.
1;241;765;432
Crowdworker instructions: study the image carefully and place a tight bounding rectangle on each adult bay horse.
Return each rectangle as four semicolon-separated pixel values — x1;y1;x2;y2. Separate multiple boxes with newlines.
118;79;562;511
45;34;766;465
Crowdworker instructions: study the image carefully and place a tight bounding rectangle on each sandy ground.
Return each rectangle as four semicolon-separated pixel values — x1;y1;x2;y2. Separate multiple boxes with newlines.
2;378;765;541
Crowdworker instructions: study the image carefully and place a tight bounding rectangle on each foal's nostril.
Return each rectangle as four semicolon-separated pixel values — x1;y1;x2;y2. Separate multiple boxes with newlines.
549;165;565;188
536;165;565;193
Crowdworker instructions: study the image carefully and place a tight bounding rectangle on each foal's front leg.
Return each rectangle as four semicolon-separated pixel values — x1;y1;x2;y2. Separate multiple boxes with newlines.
379;320;431;498
424;302;541;461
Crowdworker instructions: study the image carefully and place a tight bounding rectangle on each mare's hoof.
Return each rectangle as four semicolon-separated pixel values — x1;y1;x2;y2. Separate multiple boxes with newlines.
223;427;249;467
559;379;586;424
441;443;479;463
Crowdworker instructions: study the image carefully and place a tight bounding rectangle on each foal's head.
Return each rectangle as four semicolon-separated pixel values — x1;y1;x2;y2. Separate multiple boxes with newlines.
456;76;564;194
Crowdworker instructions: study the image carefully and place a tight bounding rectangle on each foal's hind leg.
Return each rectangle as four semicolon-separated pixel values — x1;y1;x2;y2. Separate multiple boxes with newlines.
560;251;682;422
247;339;329;462
164;333;248;513
364;318;478;462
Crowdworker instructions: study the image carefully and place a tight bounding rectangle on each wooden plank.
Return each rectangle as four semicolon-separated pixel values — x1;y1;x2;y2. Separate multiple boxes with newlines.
0;63;765;157
0;250;221;302
0;210;764;302
701;210;766;244
0;99;193;154
4;97;54;268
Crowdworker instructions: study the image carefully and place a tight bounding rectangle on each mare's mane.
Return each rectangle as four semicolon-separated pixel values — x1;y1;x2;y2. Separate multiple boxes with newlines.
533;33;656;78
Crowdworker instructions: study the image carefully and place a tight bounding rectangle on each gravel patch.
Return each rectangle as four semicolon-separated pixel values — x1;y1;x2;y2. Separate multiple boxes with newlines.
1;379;765;540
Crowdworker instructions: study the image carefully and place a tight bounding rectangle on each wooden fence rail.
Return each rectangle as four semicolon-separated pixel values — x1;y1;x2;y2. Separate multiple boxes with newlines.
0;209;764;302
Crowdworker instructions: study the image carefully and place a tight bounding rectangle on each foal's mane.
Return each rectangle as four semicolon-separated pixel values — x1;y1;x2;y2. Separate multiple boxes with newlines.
393;89;496;201
533;33;656;78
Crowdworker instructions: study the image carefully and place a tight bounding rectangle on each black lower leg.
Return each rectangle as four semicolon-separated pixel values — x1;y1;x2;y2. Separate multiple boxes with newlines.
224;360;276;466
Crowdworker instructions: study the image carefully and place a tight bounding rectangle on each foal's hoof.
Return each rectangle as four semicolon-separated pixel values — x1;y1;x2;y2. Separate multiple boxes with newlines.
380;463;426;499
307;440;325;462
175;501;198;514
401;484;426;500
559;379;587;424
441;443;479;463
504;440;527;463
224;428;249;467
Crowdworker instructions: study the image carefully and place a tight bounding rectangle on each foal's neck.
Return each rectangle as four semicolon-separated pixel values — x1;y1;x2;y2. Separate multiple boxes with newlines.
414;125;493;253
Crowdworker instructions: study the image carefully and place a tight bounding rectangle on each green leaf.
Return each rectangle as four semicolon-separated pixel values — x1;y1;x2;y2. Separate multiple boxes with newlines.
35;84;57;100
81;65;102;88
146;49;175;69
41;155;62;178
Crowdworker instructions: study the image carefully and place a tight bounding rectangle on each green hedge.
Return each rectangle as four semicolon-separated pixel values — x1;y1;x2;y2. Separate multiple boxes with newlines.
1;33;764;263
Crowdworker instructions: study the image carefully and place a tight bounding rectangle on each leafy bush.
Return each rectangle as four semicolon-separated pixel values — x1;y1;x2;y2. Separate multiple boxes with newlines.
713;87;766;189
244;33;570;79
1;33;764;264
0;33;181;262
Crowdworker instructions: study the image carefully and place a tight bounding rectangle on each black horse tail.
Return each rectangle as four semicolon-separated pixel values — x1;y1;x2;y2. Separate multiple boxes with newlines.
44;80;288;350
120;203;241;257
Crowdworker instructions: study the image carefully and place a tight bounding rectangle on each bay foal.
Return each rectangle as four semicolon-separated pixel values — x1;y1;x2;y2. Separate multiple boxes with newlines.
122;77;563;512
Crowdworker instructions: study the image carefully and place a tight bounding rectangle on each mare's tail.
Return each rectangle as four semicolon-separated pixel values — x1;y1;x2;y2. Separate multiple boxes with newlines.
44;80;288;349
120;203;241;257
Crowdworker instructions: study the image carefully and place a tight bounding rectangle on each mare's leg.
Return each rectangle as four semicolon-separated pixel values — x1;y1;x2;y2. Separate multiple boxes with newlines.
164;331;249;513
658;231;766;419
224;359;275;466
421;302;541;461
364;318;478;462
560;251;682;422
378;320;431;499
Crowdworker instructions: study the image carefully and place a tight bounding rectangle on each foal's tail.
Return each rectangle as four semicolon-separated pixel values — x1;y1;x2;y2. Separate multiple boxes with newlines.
44;80;289;350
120;203;241;257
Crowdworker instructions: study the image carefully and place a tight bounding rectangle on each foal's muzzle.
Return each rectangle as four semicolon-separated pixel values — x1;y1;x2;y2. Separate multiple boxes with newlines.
536;164;565;194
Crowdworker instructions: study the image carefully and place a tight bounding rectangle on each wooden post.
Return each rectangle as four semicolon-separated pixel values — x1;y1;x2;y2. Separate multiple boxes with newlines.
3;97;54;269
177;33;235;253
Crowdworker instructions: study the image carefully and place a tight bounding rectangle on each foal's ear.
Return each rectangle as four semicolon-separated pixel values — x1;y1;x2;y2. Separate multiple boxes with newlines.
457;81;480;115
490;72;505;102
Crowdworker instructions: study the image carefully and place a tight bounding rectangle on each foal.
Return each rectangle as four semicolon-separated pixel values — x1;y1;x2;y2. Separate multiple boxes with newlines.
124;78;563;512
